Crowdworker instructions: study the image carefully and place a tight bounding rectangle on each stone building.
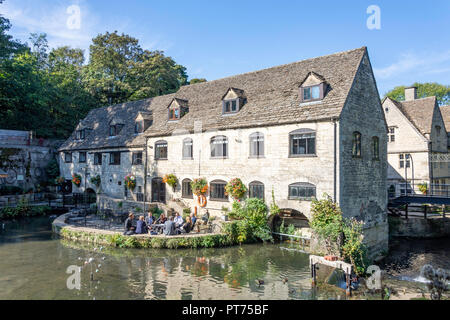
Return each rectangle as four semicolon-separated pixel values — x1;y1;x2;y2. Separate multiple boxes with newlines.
59;47;388;258
440;105;450;152
0;129;61;191
382;88;450;196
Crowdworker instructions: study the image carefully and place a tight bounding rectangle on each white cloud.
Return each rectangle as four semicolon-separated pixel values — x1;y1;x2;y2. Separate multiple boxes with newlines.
374;50;450;79
2;0;98;52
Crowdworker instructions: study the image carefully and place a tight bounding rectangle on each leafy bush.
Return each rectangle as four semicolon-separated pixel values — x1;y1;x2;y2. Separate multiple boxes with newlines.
225;198;273;244
310;195;368;275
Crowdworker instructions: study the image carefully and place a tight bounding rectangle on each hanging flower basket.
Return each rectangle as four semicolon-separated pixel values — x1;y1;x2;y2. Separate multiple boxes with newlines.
72;174;82;187
191;178;208;196
163;174;178;190
55;176;65;185
90;175;101;188
124;174;136;191
225;178;247;200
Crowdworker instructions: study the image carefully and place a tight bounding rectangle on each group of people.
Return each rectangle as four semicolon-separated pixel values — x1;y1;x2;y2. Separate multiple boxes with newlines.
124;210;206;236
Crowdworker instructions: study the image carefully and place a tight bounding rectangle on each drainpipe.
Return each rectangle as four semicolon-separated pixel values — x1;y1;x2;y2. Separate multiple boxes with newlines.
143;137;149;213
332;117;338;203
429;141;434;195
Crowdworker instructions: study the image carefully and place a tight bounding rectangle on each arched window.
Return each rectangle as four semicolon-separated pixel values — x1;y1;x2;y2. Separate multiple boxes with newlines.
183;138;193;159
155;140;168;160
249;132;264;158
249;181;265;200
352;132;362;158
210;180;228;201
182;179;193;199
372;137;379;160
289;182;316;200
289;129;316;156
211;136;228;158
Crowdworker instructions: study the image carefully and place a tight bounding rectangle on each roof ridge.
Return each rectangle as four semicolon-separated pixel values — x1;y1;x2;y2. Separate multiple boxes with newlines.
183;47;367;89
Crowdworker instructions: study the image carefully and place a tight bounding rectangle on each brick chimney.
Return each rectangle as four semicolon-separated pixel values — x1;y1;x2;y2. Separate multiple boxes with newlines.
405;86;417;101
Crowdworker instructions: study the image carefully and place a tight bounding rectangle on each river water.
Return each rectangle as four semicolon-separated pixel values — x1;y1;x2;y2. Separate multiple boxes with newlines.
0;217;338;300
0;217;446;300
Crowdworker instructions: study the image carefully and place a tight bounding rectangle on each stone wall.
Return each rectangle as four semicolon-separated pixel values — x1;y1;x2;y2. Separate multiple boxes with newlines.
338;52;389;260
146;121;337;219
389;216;450;238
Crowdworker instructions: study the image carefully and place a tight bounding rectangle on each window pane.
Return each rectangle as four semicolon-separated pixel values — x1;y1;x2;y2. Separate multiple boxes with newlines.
231;100;237;111
311;86;320;99
225;102;230;113
303;88;311;100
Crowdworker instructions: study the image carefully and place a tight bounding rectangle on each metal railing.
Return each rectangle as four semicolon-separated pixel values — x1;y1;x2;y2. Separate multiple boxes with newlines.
389;183;450;199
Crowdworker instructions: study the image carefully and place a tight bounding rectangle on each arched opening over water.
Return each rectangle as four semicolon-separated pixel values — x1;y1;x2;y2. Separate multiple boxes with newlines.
271;208;310;232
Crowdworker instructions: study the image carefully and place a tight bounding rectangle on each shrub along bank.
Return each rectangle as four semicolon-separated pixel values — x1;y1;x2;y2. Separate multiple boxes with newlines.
0;199;52;220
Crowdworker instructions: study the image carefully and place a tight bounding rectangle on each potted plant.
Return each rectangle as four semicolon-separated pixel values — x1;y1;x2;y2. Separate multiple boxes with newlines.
191;178;208;196
124;174;136;191
221;205;229;221
72;173;82;187
225;178;247;200
163;174;178;191
418;182;428;195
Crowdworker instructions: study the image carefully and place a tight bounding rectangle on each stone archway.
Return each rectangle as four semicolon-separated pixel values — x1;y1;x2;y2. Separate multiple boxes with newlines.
271;208;310;232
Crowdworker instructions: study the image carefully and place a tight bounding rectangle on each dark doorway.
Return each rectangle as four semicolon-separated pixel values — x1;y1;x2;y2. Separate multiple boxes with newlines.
62;180;72;194
151;178;166;203
85;188;97;204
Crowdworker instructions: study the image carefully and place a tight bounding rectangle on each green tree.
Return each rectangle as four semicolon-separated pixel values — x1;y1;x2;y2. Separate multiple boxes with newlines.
384;82;450;106
0;0;25;60
84;31;188;105
189;78;207;85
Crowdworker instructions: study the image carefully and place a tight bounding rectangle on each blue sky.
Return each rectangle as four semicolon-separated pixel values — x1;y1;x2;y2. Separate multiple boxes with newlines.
1;0;449;95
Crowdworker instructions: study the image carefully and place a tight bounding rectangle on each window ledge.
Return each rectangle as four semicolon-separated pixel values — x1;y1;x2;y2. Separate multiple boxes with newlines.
209;198;229;202
211;157;229;160
155;158;168;161
299;100;323;107
182;157;194;161
249;156;265;159
289;154;317;158
288;197;314;201
222;112;239;117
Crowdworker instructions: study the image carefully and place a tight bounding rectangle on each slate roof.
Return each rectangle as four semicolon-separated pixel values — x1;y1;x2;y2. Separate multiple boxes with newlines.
440;105;450;132
59;47;367;152
388;96;438;136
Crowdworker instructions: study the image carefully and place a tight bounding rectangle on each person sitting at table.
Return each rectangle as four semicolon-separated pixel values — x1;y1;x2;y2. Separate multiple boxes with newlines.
174;212;184;227
155;213;167;225
145;211;154;227
190;212;197;227
178;216;192;234
163;216;177;236
123;213;135;235
201;210;210;225
135;216;148;235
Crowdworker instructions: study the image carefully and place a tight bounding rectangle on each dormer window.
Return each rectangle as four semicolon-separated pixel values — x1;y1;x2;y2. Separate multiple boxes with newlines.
76;130;85;140
299;72;327;103
224;99;239;114
169;108;180;121
222;88;245;115
303;85;320;101
135;112;153;134
109;124;123;137
168;99;188;121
